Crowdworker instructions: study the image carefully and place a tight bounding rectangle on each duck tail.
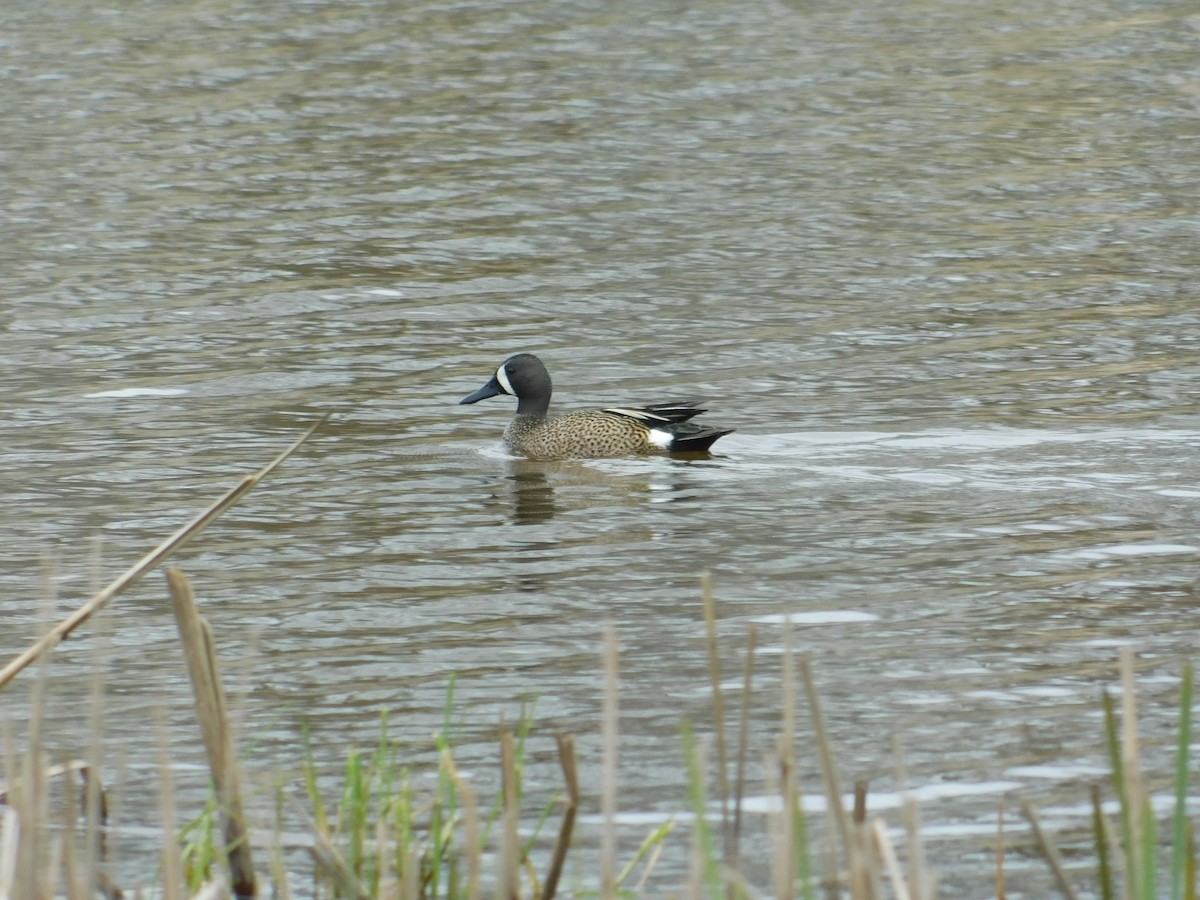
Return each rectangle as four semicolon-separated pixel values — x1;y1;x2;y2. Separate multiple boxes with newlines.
668;426;735;453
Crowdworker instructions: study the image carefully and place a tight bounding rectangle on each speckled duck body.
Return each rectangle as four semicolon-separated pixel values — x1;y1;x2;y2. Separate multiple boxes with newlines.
459;353;734;460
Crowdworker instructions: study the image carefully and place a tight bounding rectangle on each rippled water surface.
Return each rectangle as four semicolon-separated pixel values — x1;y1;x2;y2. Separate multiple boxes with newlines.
4;0;1200;895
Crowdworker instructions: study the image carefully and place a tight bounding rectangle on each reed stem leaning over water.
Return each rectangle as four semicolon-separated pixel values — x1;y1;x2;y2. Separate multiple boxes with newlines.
0;415;327;694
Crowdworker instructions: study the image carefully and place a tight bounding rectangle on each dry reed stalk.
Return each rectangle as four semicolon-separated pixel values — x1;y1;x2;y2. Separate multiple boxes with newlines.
850;782;875;900
1020;800;1080;900
600;626;619;900
167;568;256;898
763;748;787;898
888;738;931;900
995;799;1006;900
732;625;757;869
156;711;183;900
59;763;81;900
0;416;326;694
853;782;867;826
0;808;18;899
497;728;520;900
870;819;911;900
1117;645;1144;890
85;651;109;895
401;847;420;900
542;733;578;900
268;836;292;900
897;778;932;898
799;655;856;900
777;618;797;900
10;657;52;900
307;825;369;900
701;571;732;861
0;760;97;807
373;811;393;900
442;746;482;900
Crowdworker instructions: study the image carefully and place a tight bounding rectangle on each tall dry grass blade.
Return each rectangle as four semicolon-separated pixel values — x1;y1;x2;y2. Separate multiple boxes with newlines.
601;626;619;900
168;568;257;899
850;783;876;900
60;760;81;900
996;799;1006;900
763;750;788;899
733;625;757;869
1118;647;1146;899
442;747;482;900
156;711;183;900
871;819;912;900
269;835;292;900
0;808;19;900
0;415;327;693
85;654;108;896
1021;800;1080;900
1100;690;1134;900
12;646;53;900
308;831;370;900
776;618;796;900
701;571;732;862
543;733;578;900
799;658;851;868
497;729;520;900
892;737;933;900
853;782;867;825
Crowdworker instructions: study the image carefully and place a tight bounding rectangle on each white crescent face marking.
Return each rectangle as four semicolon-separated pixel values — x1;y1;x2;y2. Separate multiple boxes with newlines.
495;363;515;395
647;428;673;449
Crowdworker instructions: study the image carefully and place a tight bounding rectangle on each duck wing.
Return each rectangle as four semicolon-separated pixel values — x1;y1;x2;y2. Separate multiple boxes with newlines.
600;399;709;425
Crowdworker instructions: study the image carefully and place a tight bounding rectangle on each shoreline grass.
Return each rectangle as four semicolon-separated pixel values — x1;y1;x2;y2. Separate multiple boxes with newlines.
1;431;1196;897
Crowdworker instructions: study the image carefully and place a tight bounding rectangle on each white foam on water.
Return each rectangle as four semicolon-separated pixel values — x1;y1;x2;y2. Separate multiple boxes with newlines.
750;610;880;625
83;387;189;399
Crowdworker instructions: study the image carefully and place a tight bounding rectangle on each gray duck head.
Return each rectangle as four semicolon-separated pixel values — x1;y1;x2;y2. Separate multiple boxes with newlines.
459;353;552;417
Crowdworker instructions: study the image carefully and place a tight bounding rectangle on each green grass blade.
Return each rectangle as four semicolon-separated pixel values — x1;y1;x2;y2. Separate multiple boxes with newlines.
301;719;328;834
522;790;560;860
681;720;722;900
1092;785;1115;900
1185;820;1196;900
615;819;677;888
1140;796;1157;900
1171;661;1194;900
1102;689;1139;890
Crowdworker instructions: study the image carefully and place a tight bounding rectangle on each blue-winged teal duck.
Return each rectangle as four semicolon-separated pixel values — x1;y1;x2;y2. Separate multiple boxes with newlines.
459;353;734;460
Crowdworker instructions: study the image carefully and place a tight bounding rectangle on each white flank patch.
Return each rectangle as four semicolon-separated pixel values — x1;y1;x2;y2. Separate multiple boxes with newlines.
494;363;514;395
647;428;673;449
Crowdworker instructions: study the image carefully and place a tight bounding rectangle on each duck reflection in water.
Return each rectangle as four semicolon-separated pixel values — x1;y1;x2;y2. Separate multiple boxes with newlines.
507;460;557;526
489;457;724;529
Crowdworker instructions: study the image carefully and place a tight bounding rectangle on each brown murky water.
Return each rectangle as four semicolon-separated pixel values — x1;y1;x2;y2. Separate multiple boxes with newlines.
3;0;1199;895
